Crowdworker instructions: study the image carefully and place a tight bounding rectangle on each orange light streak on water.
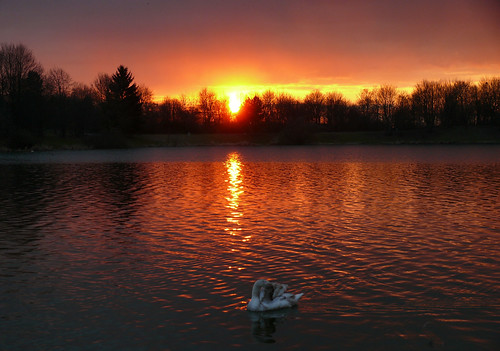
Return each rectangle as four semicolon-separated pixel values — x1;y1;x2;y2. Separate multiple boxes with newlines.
225;152;247;240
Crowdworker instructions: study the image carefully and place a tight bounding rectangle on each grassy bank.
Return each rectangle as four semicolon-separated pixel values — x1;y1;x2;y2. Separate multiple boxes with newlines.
315;127;500;145
122;127;500;147
1;127;499;152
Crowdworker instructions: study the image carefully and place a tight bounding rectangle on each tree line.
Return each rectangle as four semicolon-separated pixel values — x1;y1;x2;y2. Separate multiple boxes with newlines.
1;43;499;148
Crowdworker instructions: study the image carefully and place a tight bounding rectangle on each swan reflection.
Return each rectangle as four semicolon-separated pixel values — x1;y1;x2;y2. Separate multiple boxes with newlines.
248;309;297;344
225;152;250;241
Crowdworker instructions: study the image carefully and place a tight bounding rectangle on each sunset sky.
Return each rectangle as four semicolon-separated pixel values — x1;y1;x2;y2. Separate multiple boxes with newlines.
1;0;499;102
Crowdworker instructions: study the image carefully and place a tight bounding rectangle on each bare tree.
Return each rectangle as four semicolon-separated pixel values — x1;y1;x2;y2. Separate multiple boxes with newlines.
394;92;413;129
261;89;276;124
477;77;500;125
325;91;348;130
161;97;182;124
137;84;155;116
44;69;73;137
158;96;197;132
92;73;112;102
198;87;217;127
376;84;398;129
69;83;96;136
45;67;72;97
412;80;443;129
358;88;379;126
304;89;325;124
214;96;231;125
275;92;299;126
71;82;94;100
441;80;475;127
137;84;153;105
0;43;43;98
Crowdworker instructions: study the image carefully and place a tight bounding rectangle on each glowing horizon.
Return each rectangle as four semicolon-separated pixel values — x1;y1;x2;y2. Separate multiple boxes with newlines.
152;82;417;104
149;68;498;104
5;1;497;107
228;92;242;113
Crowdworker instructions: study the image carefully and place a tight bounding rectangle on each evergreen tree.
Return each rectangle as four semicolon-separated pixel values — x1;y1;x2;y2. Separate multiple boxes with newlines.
105;65;142;133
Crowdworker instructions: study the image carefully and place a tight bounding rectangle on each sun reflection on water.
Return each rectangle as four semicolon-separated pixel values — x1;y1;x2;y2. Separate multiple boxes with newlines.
225;152;249;241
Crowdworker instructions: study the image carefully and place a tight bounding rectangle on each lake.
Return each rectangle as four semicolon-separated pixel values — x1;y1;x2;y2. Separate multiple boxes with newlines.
1;145;499;350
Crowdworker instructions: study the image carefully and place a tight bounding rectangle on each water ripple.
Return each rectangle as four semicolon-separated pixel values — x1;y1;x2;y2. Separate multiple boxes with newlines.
1;147;499;350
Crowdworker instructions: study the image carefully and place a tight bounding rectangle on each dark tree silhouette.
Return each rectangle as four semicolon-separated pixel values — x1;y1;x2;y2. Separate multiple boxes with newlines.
237;95;263;131
45;68;72;97
325;92;348;130
393;92;413;129
411;80;443;130
357;89;380;129
2;42;500;149
260;90;276;125
70;83;97;136
44;68;73;137
477;78;500;125
93;73;112;102
152;97;198;133
0;43;43;99
0;43;43;139
304;90;324;124
275;93;299;126
19;70;44;135
441;81;474;127
376;85;397;130
198;88;218;128
104;65;142;133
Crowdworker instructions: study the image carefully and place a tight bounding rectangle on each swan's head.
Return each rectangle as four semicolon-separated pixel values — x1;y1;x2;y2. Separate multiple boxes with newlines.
251;279;269;297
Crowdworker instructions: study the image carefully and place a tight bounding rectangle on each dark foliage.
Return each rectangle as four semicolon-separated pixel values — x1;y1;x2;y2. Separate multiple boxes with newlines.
1;42;499;150
104;65;142;134
237;96;263;132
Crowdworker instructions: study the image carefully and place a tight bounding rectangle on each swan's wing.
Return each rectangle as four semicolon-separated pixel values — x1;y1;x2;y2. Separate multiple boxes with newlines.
263;296;298;310
271;283;288;299
260;292;303;310
279;292;302;302
251;280;303;311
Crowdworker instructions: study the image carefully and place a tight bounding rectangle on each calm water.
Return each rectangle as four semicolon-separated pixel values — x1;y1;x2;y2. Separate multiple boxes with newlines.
1;145;499;350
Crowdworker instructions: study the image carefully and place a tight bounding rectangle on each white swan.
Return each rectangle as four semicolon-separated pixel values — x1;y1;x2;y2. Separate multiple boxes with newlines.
247;279;303;311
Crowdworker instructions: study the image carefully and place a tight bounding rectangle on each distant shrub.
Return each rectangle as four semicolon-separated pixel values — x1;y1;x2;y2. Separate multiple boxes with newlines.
277;122;314;145
84;132;128;149
6;131;37;150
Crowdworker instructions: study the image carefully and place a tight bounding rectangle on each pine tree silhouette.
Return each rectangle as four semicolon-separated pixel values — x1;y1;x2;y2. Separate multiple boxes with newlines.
105;65;142;133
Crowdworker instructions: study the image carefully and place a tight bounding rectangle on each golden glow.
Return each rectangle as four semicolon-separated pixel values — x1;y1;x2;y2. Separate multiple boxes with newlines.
228;92;242;113
208;82;378;103
224;152;249;241
153;80;418;105
225;151;243;214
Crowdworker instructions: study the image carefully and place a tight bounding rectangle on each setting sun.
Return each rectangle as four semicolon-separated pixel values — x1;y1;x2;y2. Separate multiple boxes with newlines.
228;92;242;114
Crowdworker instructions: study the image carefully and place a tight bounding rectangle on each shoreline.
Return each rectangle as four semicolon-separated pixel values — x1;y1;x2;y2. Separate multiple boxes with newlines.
1;127;499;152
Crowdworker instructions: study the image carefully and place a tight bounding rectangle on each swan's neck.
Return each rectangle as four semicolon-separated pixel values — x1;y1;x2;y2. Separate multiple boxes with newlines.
252;283;262;298
251;280;267;299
